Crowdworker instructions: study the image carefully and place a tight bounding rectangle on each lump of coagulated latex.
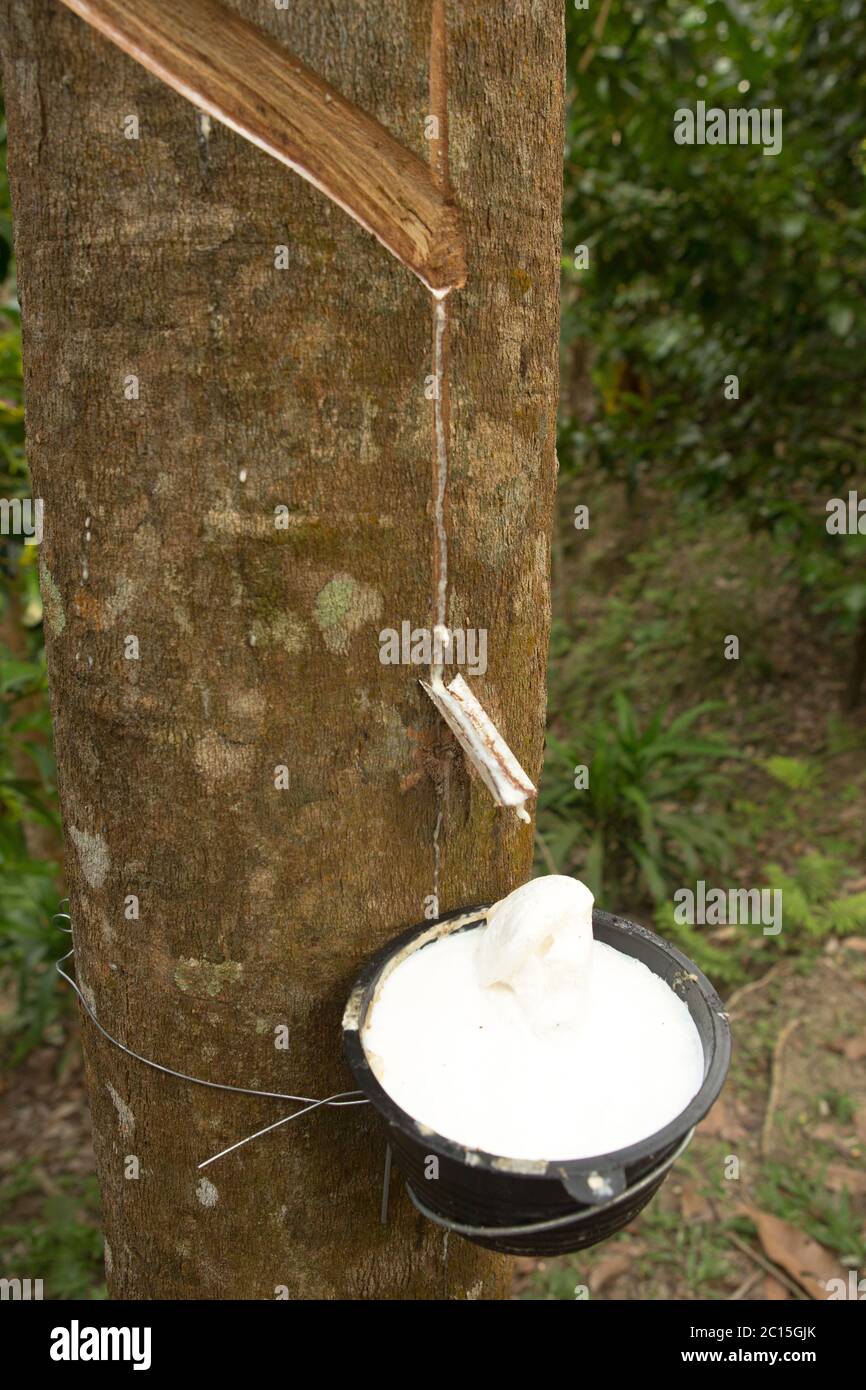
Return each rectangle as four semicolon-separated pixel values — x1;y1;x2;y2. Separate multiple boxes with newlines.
362;874;705;1159
476;875;595;1031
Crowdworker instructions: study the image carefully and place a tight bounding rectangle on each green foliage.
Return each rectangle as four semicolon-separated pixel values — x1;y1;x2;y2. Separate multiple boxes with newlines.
562;0;866;690
773;508;866;680
658;847;866;985
538;693;740;904
764;853;866;940
760;755;820;793
0;104;26;501
0;96;64;1061
634;1203;734;1292
0;1166;105;1300
654;900;748;986
826;892;866;935
0;863;64;1061
755;1161;866;1265
551;496;785;720
0;642;63;1060
819;1090;856;1126
826;713;866;756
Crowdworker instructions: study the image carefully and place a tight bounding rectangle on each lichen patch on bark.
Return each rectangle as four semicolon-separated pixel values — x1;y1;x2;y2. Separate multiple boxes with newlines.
68;826;110;889
196;1177;219;1208
250;610;306;654
39;562;65;636
174;958;244;997
313;574;383;655
106;1082;136;1138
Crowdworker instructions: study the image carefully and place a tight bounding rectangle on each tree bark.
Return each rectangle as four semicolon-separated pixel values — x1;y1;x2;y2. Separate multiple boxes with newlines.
1;0;564;1299
844;611;866;711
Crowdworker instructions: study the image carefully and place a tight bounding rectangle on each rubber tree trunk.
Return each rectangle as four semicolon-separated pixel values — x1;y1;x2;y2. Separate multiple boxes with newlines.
1;0;564;1299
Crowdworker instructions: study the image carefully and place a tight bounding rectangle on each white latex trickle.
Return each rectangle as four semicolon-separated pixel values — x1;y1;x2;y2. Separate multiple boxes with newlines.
431;301;448;680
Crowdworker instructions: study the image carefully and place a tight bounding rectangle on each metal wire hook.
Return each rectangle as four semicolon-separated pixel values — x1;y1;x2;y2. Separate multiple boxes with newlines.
54;917;369;1171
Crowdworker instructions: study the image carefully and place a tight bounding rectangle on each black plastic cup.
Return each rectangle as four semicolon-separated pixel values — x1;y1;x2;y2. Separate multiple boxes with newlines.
343;904;731;1256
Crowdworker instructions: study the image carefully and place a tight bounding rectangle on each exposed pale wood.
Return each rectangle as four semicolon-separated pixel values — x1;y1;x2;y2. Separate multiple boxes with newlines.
57;0;466;293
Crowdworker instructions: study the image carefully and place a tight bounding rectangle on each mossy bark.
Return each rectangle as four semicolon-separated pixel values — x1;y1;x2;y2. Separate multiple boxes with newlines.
1;0;564;1298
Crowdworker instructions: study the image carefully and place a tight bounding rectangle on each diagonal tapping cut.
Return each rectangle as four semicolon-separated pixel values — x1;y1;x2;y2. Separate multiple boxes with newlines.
57;0;467;294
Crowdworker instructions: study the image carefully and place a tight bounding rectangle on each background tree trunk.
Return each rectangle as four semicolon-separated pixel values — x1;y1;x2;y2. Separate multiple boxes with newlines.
1;0;564;1299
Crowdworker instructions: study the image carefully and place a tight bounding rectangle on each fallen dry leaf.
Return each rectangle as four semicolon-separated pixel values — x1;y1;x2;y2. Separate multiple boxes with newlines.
825;1164;866;1196
855;1107;866;1144
678;1178;714;1222
510;1256;538;1297
764;1274;793;1301
742;1206;845;1300
842;1031;866;1062
841;937;866;953
810;1122;854;1153
710;927;739;943
698;1094;746;1141
589;1252;633;1294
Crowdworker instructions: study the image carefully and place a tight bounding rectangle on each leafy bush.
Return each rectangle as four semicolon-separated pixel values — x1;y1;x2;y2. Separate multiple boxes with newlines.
653;850;866;986
538;694;741;904
561;0;866;702
0;1166;105;1300
0;644;63;1060
0;96;64;1060
760;755;821;793
654;900;748;987
763;853;866;941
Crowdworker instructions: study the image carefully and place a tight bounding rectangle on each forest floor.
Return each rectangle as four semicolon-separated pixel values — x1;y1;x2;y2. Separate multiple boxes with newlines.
0;1024;104;1298
523;476;866;1299
2;481;865;1301
517;945;866;1301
